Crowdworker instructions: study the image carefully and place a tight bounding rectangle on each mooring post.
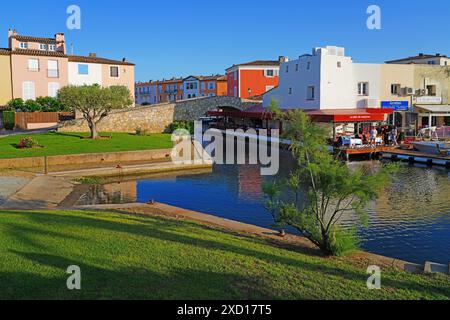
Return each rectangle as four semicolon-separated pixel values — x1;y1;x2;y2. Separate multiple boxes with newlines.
44;156;48;175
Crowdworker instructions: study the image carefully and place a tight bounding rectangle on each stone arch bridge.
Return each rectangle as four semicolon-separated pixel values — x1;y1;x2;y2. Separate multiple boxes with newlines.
59;96;259;133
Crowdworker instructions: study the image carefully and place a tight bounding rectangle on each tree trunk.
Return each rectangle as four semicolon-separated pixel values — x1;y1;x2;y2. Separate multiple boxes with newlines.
87;118;99;139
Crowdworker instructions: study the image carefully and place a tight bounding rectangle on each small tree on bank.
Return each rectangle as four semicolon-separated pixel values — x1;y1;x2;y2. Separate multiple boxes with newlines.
58;85;132;139
264;103;397;256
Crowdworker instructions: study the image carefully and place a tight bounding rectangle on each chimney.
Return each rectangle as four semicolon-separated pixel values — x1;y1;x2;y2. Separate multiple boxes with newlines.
419;53;424;57
89;53;97;57
55;33;66;54
436;53;441;57
8;28;13;38
122;58;127;62
278;56;289;64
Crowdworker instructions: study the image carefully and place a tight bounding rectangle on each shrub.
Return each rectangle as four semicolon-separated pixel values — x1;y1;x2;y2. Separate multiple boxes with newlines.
170;121;194;134
135;127;148;136
16;137;40;149
3;111;15;130
35;97;65;112
23;100;42;112
6;97;66;112
6;98;24;111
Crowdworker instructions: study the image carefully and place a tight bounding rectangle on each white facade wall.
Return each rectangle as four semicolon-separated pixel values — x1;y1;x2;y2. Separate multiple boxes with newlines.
353;64;381;108
264;46;384;110
68;62;102;86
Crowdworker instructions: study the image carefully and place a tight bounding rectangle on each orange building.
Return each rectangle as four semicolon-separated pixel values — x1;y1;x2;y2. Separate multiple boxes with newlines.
226;58;285;99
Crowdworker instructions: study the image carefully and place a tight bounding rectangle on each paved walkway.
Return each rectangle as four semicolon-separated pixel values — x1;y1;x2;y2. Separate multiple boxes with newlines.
1;175;75;209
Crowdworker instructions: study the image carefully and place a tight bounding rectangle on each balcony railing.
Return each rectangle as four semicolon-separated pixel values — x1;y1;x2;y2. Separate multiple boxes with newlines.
47;69;59;78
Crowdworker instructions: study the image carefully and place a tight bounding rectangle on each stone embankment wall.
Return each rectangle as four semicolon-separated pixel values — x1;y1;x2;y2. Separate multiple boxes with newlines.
0;149;172;170
58;96;257;133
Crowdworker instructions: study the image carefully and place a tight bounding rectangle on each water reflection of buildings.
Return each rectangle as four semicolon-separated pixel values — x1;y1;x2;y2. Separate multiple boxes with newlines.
375;167;450;221
237;165;263;200
79;180;137;205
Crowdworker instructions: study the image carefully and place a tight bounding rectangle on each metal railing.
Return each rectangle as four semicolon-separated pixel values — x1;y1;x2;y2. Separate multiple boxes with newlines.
47;69;59;78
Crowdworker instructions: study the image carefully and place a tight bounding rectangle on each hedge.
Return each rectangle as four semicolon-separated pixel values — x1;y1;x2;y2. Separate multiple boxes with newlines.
3;111;15;130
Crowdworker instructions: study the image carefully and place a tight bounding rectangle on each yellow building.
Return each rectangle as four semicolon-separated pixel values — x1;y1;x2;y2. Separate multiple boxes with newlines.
0;48;12;106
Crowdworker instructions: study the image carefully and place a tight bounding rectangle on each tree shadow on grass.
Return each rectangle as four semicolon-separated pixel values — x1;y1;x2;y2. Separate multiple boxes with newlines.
2;210;450;299
3;250;282;300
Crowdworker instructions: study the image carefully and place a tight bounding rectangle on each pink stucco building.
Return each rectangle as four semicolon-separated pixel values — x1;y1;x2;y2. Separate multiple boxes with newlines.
9;29;68;100
5;29;135;102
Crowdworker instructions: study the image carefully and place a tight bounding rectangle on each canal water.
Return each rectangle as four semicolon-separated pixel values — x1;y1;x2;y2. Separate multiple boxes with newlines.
78;156;450;265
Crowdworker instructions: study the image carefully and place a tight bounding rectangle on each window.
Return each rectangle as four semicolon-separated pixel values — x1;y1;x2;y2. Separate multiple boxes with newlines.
28;59;39;71
22;81;36;100
427;61;436;65
307;86;315;100
48;44;57;51
234;71;237;80
234;86;237;97
19;42;28;49
288;87;293;95
307;62;311;70
201;82;206;90
48;82;60;98
337;61;342;68
295;64;299;71
427;85;437;96
208;82;215;90
47;60;59;78
110;66;119;78
358;82;369;96
78;64;89;75
391;84;401;95
186;82;197;90
39;44;47;50
286;65;289;73
265;69;274;77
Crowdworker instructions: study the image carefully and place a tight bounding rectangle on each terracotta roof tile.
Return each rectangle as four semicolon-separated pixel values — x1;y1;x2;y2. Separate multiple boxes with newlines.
0;48;11;55
226;60;280;70
68;55;135;66
11;48;67;57
386;53;449;63
12;35;58;44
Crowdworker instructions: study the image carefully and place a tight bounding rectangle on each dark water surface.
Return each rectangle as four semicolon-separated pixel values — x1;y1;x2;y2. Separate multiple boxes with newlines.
78;157;450;265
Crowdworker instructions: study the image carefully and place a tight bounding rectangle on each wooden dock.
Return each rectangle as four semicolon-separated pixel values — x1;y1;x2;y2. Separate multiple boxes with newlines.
381;148;450;168
335;146;395;161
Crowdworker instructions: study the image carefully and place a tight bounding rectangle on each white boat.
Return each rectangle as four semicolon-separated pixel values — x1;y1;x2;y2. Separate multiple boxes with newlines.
412;141;450;156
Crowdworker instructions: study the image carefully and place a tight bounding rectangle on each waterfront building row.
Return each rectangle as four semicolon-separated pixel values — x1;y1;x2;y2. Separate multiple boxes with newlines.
0;29;135;106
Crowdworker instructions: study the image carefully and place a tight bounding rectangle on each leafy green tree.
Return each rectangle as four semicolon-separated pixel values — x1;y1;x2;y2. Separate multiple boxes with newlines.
263;102;397;256
58;85;132;139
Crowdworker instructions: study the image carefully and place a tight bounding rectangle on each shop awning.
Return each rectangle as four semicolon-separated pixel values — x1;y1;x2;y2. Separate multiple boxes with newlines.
415;105;450;114
207;107;393;123
306;108;392;123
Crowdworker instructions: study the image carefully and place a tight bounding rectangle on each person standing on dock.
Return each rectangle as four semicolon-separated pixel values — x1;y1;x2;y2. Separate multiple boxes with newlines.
391;126;399;146
370;127;378;147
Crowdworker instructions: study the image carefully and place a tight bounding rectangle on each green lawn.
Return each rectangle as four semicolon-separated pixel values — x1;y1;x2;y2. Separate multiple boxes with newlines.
0;132;173;159
0;210;448;300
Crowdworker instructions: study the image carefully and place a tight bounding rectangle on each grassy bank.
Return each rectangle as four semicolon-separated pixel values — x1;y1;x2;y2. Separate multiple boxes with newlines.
0;132;172;159
0;209;448;300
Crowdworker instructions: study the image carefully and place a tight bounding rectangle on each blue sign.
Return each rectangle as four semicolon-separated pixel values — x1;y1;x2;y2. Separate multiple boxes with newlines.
381;101;409;111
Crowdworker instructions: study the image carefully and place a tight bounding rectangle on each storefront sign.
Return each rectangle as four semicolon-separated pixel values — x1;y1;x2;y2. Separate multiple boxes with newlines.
414;96;442;104
381;101;409;111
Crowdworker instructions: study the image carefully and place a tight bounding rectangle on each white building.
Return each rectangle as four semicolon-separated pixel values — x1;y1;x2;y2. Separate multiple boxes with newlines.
68;61;103;86
263;46;382;110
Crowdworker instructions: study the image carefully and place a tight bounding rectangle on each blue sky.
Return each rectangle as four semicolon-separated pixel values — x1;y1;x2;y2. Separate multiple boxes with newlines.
1;0;449;81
